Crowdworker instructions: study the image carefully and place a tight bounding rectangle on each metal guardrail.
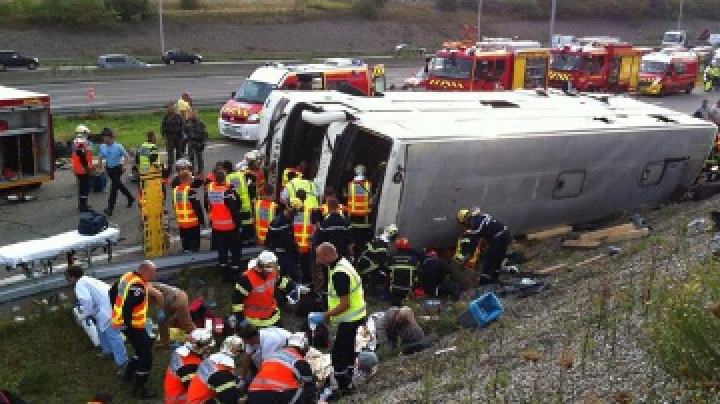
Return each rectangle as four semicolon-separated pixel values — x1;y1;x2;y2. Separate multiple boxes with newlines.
51;97;229;116
0;247;261;304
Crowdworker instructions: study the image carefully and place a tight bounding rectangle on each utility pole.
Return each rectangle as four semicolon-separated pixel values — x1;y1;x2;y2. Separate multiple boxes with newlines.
677;0;684;30
158;0;166;54
477;0;483;41
549;0;557;46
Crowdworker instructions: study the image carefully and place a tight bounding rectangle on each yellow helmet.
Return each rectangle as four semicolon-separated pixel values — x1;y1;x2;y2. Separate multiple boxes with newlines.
289;198;304;210
457;209;470;224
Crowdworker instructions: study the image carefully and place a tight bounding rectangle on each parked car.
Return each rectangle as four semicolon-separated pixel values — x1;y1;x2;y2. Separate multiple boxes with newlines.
97;54;148;69
402;69;428;90
0;50;39;71
394;44;427;57
162;50;202;65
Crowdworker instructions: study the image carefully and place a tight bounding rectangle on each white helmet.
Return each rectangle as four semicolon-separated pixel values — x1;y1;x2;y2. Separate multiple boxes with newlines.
286;332;309;352
187;328;215;354
354;164;366;176
235;161;248;171
247;258;258;270
75;124;90;135
176;158;192;169
257;251;278;267
220;336;245;357
383;224;399;238
244;150;259;161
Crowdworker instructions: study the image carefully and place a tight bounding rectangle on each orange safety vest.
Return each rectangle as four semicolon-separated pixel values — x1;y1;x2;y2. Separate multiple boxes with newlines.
173;184;199;229
254;199;276;246
292;206;313;253
245;169;265;197
321;203;346;216
164;350;202;404
347;180;371;216
716;133;720;152
111;272;148;329
186;359;235;404
72;147;93;175
207;183;236;231
243;269;278;321
248;348;303;392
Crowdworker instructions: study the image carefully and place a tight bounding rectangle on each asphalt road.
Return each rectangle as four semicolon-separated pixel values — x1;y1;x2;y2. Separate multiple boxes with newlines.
12;66;421;113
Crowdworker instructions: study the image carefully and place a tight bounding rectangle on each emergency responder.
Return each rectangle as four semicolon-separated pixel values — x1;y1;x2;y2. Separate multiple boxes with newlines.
310;242;367;392
254;184;277;247
203;161;226;190
65;266;127;370
226;161;255;245
244;150;265;203
318;351;378;403
246;332;316;404
205;169;243;283
291;195;316;283
98;128;135;216
184;109;207;174
72;125;95;212
110;261;158;399
281;161;308;189
319;186;345;217
237;324;292;385
265;202;300;281
282;170;319;208
172;168;205;253
457;208;512;285
161;102;185;169
148;282;196;349
386;237;421;306
231;252;301;329
418;250;453;298
345;165;373;260
170;158;202;188
357;224;399;293
704;63;716;92
315;196;354;260
163;328;214;404
136;131;159;176
186;336;244;404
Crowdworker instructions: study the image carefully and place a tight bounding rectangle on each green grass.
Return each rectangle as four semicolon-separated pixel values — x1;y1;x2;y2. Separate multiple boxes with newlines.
53;108;221;146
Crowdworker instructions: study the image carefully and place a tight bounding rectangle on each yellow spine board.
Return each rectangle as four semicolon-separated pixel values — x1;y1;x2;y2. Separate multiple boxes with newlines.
512;56;527;90
139;165;167;257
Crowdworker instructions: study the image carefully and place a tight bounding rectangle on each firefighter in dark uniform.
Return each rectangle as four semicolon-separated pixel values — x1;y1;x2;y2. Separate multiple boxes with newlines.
205;170;243;283
110;261;158;399
265;203;300;281
386;237;421;306
315;196;354;260
457;208;512;285
356;224;399;294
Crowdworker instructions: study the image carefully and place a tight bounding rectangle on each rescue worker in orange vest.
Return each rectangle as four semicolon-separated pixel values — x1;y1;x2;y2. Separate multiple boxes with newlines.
205;169;243;283
203;161;226;191
247;332;316;404
231;252;301;329
345;165;373;261
319;186;346;217
72;124;95;212
173;169;206;253
266;201;301;281
163;328;215;404
290;194;316;283
109;261;158;399
254;184;277;247
186;336;244;404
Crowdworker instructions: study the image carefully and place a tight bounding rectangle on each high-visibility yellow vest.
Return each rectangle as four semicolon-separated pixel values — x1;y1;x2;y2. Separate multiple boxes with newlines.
226;172;252;215
138;142;157;174
327;258;366;324
285;178;319;208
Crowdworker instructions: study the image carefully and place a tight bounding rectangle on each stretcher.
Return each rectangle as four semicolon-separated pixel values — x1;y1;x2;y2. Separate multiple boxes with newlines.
0;227;120;278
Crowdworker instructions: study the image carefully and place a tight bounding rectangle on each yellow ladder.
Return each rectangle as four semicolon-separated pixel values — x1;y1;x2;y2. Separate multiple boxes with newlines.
139;165;168;257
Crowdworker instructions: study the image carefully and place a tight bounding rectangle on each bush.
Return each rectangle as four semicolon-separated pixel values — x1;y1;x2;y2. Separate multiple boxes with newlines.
435;0;457;12
22;0;119;28
646;263;720;382
105;0;149;21
180;0;200;10
352;0;379;19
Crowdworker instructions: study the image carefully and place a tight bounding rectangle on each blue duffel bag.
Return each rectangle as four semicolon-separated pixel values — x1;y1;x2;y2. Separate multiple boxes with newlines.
78;211;108;236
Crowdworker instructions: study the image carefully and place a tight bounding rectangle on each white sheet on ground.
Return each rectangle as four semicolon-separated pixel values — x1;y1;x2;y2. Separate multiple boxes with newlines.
0;228;120;266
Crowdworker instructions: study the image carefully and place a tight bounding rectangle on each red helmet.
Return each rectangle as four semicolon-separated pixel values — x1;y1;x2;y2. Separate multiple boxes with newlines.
395;237;410;250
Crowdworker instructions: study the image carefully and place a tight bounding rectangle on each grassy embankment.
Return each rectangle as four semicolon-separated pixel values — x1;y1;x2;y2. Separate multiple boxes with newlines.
53;109;222;147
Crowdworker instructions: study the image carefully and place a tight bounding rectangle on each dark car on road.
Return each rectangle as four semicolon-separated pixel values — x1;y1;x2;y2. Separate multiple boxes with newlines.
162;50;202;65
0;50;39;71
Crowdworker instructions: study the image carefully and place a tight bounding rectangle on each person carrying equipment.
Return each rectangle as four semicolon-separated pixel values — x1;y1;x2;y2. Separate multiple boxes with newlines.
456;207;512;285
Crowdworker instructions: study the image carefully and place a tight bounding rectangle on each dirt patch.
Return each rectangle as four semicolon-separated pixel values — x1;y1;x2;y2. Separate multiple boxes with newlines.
3;14;719;59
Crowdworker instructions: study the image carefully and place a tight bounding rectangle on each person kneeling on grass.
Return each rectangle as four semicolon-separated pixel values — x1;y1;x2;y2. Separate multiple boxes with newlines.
358;306;436;355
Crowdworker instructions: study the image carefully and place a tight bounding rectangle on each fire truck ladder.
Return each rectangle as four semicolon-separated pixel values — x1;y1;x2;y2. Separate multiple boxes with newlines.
139;165;168;257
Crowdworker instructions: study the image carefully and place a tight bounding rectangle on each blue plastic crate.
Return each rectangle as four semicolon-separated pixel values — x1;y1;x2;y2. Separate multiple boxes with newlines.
458;292;503;328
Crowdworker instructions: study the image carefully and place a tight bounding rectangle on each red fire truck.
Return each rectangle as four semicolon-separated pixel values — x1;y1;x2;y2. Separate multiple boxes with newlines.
219;59;385;141
0;87;54;193
636;48;699;96
424;41;549;92
548;42;642;92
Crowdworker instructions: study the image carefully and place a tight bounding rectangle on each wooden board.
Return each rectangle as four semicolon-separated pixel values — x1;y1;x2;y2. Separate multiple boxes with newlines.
526;226;573;240
534;253;607;275
562;239;602;249
534;263;569;274
604;227;649;243
578;223;636;241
